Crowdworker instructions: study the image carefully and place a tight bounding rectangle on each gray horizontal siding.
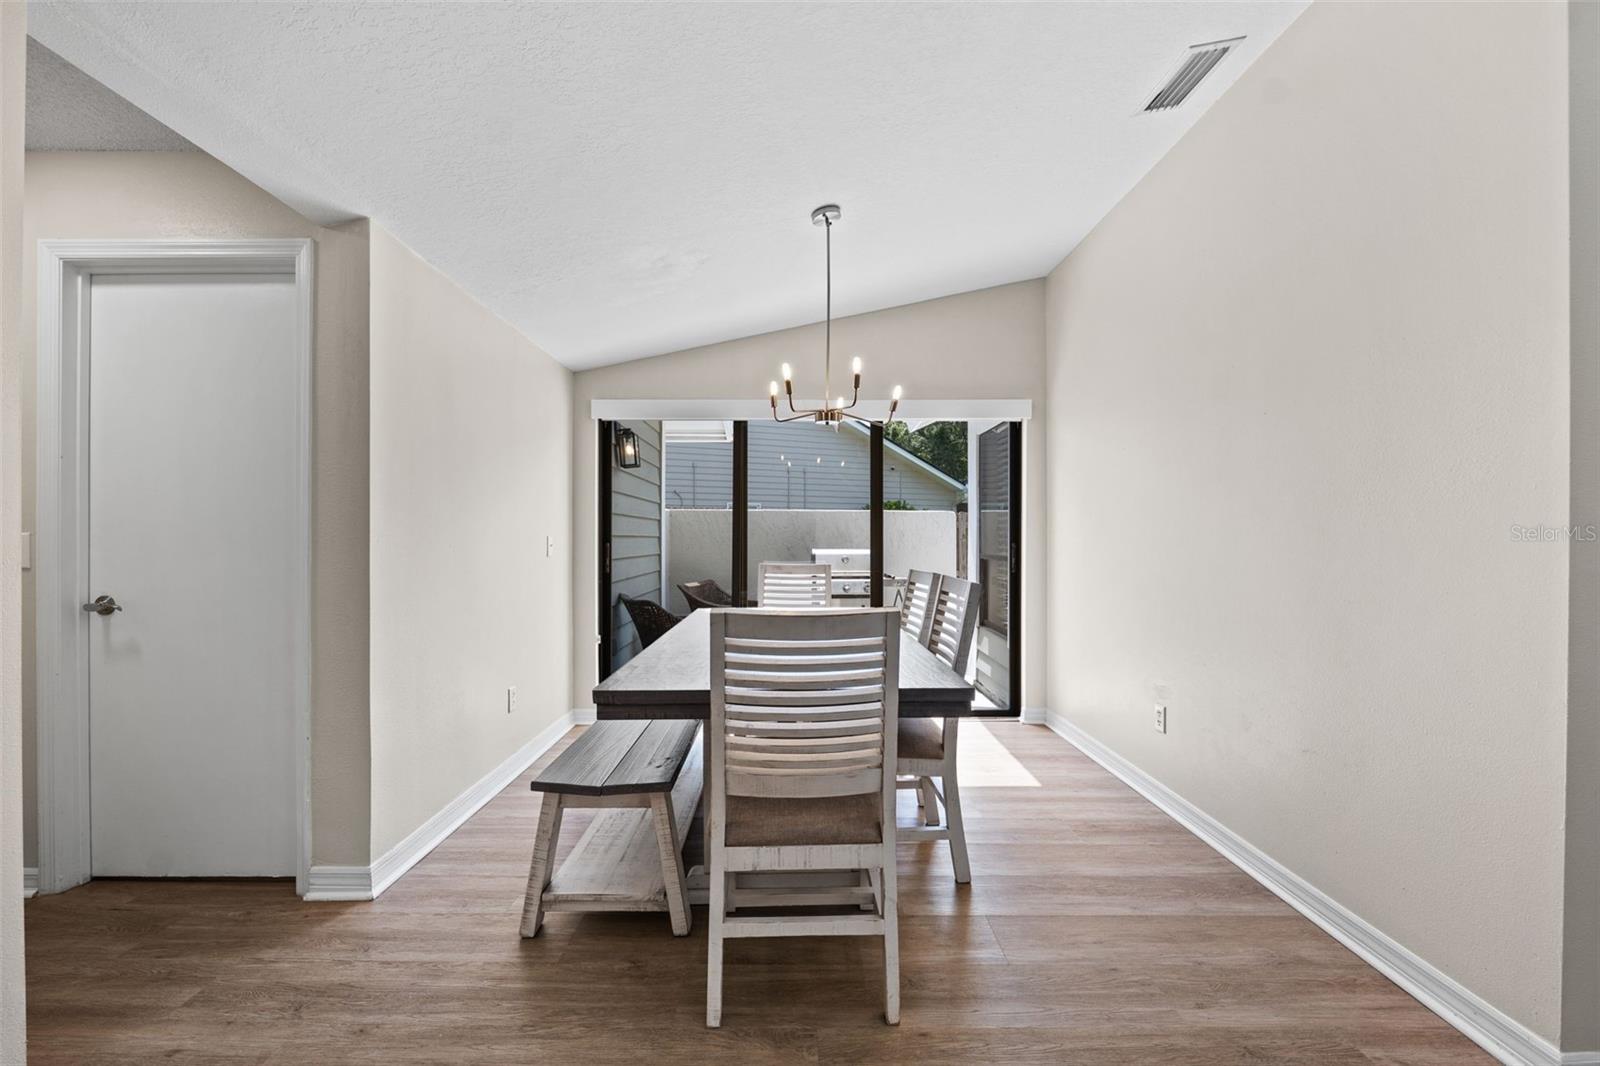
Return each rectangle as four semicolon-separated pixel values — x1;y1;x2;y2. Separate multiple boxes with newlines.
663;422;960;510
611;420;662;672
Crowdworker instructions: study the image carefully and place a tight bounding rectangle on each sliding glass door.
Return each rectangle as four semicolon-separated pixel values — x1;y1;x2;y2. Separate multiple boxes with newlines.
973;421;1022;712
659;420;735;614
746;419;873;606
598;419;665;675
597;416;1022;715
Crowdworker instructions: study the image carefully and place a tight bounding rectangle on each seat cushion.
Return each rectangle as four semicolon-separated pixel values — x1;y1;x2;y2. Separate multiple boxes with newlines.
898;718;945;761
725;791;882;847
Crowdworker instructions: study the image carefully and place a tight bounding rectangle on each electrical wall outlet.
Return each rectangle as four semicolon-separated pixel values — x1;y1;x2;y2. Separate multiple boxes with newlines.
1154;703;1167;734
545;536;554;558
507;686;518;714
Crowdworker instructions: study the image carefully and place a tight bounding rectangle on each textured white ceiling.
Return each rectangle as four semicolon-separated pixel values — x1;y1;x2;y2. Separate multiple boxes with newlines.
26;37;195;151
29;1;1307;369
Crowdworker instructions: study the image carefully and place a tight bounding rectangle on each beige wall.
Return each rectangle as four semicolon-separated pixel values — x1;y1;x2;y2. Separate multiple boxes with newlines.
570;280;1046;712
1044;0;1570;1044
1;3;27;1058
367;224;573;858
1565;0;1600;1051
20;152;373;867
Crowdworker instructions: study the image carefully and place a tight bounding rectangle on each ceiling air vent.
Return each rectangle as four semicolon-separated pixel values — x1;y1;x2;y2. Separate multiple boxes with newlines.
1144;37;1244;112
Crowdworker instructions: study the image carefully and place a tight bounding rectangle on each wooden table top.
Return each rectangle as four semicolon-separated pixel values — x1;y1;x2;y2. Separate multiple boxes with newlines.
594;608;975;720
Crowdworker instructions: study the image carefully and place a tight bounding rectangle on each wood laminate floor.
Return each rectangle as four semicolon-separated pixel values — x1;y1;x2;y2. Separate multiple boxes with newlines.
24;722;1491;1065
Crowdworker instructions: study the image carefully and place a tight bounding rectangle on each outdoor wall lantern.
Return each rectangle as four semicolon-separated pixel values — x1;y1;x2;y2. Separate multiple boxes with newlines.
614;426;641;469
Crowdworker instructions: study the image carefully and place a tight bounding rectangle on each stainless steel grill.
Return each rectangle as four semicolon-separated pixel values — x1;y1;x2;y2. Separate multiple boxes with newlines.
810;548;870;600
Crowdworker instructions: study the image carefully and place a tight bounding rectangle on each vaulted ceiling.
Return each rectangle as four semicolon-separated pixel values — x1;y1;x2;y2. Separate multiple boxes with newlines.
29;2;1307;369
26;38;195;151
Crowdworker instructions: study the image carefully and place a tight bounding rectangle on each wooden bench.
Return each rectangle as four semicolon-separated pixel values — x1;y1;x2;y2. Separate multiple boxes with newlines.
519;720;702;938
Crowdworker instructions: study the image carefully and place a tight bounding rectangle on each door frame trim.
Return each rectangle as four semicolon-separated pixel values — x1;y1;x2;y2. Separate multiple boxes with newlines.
34;239;315;896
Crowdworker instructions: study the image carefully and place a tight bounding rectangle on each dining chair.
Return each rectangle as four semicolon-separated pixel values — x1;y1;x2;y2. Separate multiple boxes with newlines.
678;578;735;611
756;561;832;608
897;569;939;822
617;592;683;650
896;574;979;884
899;569;940;642
705;607;901;1027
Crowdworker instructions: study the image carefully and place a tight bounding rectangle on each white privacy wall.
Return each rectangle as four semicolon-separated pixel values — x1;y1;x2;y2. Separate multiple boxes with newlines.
1044;0;1571;1044
368;224;572;859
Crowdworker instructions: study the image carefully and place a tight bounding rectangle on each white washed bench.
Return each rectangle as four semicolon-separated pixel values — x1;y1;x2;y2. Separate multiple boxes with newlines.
519;720;702;938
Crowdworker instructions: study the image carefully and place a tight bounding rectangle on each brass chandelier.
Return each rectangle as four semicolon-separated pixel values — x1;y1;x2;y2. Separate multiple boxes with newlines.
769;204;902;426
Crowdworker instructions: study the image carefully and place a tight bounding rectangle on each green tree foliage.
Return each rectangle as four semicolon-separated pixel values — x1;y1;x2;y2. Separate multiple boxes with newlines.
883;420;968;482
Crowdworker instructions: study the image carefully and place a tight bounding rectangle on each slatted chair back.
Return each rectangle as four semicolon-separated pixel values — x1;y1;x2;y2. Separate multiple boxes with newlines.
925;575;981;673
678;579;735;611
710;608;899;802
757;562;832;609
900;569;940;643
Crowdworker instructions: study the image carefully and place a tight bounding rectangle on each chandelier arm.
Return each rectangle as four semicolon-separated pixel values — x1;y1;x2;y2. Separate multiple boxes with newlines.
772;409;815;424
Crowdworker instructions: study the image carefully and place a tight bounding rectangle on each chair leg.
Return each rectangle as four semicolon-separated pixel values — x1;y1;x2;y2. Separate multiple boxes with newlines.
943;762;971;885
706;858;727;1027
880;852;900;1025
919;777;940;826
519;794;564;938
650;793;691;936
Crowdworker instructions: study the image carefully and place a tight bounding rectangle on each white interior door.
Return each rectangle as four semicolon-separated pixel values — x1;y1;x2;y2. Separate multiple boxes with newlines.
87;272;299;877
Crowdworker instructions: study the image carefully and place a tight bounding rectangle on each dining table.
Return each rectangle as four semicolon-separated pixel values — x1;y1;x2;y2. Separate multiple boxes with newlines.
593;606;977;900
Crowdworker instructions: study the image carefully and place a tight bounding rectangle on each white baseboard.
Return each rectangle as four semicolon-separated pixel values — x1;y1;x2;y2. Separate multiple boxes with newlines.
1019;706;1048;725
1043;711;1584;1066
301;864;372;902
572;705;597;725
305;710;578;902
22;867;37;900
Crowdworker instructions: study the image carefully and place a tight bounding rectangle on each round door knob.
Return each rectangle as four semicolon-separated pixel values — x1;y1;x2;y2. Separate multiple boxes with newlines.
81;595;122;616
